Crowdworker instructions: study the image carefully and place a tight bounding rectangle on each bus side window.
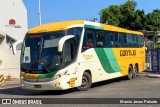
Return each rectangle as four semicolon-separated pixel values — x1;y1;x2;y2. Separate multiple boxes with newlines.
115;33;119;47
82;29;95;51
118;33;124;47
105;32;109;47
96;31;105;47
67;27;82;47
108;32;115;47
138;36;144;47
131;34;138;47
124;34;128;47
75;28;82;46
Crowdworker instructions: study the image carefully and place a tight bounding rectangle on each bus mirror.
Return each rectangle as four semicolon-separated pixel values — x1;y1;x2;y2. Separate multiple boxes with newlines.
58;35;74;52
13;40;23;55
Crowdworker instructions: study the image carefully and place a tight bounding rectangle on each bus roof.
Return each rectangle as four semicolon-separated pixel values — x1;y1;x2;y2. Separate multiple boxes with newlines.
28;20;143;35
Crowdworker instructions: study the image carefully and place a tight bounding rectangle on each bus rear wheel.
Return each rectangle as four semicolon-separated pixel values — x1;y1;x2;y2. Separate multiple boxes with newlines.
133;65;138;78
127;65;133;80
77;72;92;91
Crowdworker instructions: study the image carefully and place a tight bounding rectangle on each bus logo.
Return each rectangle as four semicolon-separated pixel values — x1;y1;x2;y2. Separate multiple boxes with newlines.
120;50;136;56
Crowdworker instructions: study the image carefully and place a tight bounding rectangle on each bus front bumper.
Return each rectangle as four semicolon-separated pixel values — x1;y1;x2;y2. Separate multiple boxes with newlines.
20;78;68;90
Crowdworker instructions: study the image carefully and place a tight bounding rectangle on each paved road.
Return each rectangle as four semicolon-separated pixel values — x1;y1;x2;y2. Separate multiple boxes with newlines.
0;72;160;107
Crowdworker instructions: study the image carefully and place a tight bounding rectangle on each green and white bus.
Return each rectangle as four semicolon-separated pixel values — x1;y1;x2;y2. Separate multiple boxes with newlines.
14;20;145;91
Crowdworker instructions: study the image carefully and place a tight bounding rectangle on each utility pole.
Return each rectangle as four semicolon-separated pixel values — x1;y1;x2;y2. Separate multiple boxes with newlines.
38;0;42;25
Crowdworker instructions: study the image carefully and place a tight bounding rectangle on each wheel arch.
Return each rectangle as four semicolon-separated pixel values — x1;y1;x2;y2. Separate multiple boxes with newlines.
84;69;92;77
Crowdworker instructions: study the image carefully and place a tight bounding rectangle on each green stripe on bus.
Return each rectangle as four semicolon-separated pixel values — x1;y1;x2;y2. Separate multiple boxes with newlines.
84;25;104;30
103;49;121;72
95;48;121;73
38;71;57;78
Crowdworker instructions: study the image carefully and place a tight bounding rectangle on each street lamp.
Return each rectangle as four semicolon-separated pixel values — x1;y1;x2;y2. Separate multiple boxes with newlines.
38;0;42;25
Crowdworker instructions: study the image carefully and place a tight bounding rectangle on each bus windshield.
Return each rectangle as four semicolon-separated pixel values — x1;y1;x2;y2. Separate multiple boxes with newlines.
21;31;65;74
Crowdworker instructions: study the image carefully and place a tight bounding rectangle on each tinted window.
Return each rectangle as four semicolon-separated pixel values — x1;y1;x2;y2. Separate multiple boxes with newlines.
108;32;115;47
67;27;82;46
131;35;138;47
105;32;109;47
115;33;121;47
138;36;144;47
119;33;125;47
82;29;95;51
96;31;105;47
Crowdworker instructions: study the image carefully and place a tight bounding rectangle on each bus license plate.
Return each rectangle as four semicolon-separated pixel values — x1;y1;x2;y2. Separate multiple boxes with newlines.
34;85;41;88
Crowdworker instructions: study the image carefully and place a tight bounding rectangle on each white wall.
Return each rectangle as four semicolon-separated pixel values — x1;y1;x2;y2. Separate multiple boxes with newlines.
0;0;28;40
5;0;28;40
0;0;28;78
0;0;6;32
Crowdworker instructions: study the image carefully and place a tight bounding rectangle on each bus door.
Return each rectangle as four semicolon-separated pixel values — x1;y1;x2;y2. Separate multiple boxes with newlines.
62;38;79;87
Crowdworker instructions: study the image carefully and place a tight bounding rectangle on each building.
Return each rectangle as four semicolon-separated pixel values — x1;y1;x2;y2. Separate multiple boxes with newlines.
140;30;160;49
0;0;28;79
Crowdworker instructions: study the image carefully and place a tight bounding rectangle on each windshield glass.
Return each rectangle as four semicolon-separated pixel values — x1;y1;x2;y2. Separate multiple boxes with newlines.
21;31;65;73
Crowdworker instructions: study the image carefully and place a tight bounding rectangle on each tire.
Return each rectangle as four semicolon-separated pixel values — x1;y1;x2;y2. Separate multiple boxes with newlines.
77;72;92;91
127;65;133;80
133;65;138;78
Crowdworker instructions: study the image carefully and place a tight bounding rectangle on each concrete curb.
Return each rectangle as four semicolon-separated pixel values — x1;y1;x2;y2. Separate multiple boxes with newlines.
146;74;160;78
139;71;160;78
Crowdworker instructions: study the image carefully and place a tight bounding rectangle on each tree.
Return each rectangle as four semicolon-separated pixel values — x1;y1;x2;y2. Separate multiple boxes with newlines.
99;0;160;31
100;5;121;26
134;9;147;30
100;0;137;30
146;9;160;31
119;0;137;30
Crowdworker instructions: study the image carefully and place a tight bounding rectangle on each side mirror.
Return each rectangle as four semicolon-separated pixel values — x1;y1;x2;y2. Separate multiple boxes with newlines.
13;40;23;55
58;35;74;52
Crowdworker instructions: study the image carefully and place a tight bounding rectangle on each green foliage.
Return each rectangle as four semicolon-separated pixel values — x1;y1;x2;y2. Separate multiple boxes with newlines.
146;9;160;31
99;0;160;31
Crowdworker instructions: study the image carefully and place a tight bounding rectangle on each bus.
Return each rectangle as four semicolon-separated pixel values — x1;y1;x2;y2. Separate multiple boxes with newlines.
15;20;145;91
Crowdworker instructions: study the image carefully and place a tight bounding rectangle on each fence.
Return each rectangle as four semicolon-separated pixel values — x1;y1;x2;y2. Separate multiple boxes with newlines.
146;48;160;73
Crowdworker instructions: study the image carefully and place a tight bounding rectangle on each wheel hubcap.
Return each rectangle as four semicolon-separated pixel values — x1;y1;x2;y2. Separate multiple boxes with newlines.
82;76;88;87
129;69;133;78
134;68;137;76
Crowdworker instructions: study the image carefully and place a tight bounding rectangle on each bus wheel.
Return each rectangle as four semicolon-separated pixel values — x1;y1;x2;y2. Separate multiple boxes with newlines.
133;65;138;78
127;65;133;80
77;72;92;91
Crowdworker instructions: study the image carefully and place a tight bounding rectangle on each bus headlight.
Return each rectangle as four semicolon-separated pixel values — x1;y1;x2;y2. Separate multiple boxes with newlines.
52;71;68;80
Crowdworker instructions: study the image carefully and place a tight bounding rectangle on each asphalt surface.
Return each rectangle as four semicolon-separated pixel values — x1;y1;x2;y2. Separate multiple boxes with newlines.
0;71;160;107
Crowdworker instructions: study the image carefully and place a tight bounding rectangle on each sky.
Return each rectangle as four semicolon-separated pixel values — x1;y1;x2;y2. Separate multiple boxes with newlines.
23;0;160;29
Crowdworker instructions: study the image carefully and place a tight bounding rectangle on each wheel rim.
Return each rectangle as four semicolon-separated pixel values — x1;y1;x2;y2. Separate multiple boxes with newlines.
134;67;138;77
81;76;88;87
129;68;133;78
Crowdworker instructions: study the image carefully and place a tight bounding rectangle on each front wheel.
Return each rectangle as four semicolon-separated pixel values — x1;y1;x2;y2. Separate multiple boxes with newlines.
77;72;92;91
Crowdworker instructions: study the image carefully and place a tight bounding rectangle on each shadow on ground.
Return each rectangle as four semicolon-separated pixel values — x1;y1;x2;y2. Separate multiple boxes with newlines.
0;76;129;96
